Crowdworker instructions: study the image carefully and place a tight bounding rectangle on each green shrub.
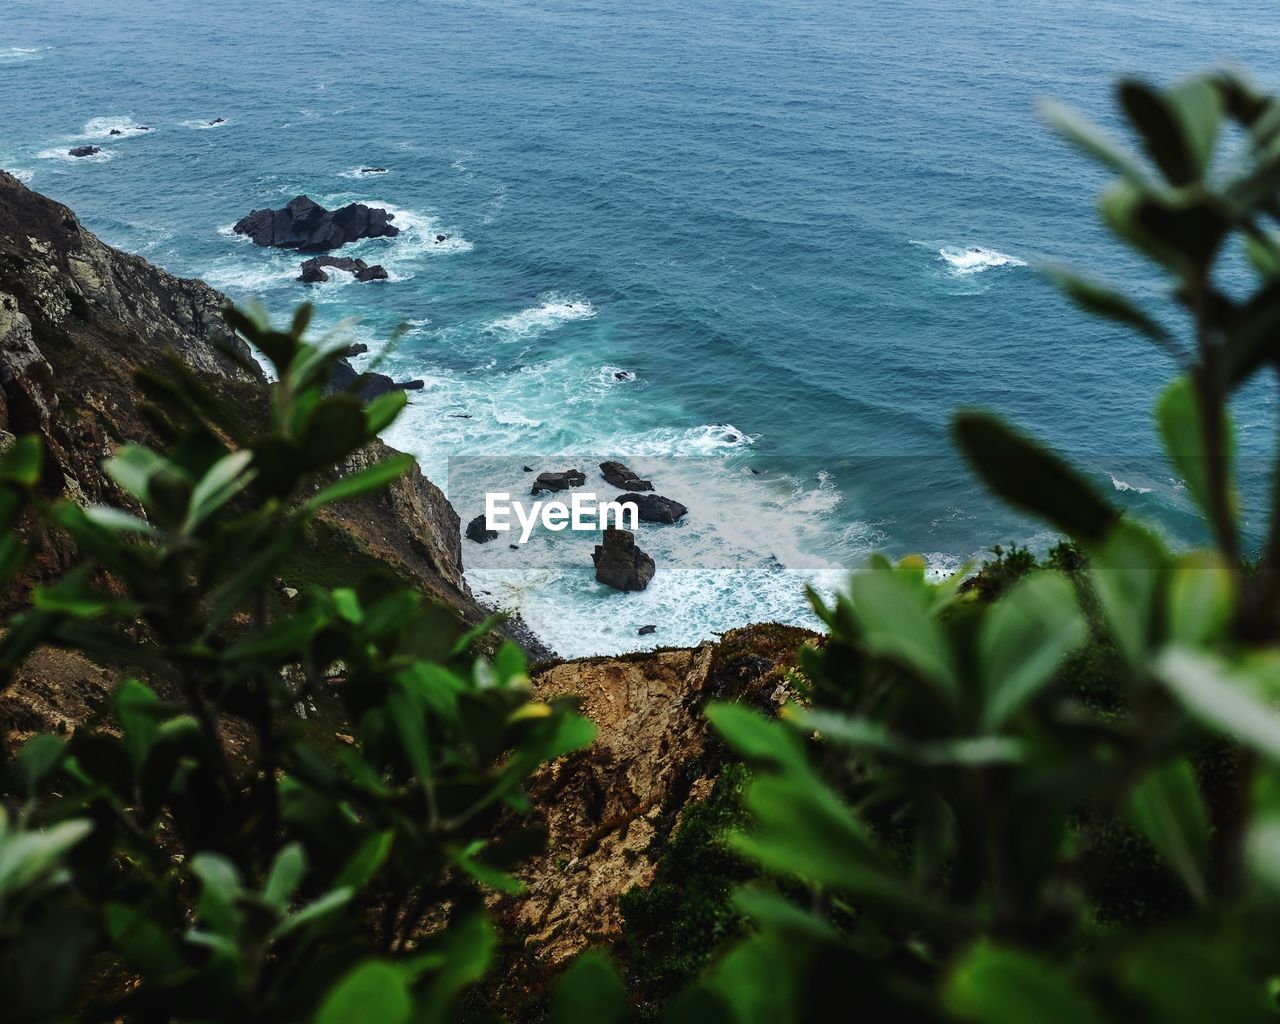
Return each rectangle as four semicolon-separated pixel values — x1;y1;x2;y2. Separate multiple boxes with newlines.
0;307;595;1022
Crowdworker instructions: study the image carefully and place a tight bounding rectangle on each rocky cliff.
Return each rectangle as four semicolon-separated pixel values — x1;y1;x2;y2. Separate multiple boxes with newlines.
0;171;527;675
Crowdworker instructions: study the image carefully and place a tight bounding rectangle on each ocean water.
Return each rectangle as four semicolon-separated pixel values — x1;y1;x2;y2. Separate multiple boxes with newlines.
3;0;1278;656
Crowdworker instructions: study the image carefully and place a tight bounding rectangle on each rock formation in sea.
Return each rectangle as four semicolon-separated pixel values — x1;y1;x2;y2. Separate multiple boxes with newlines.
466;514;498;543
599;459;652;491
531;469;586;494
68;145;100;157
298;255;389;283
233;194;399;251
592;527;655;591
617;492;688;523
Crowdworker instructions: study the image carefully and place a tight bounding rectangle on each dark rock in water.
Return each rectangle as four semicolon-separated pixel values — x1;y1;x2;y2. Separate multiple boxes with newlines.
210;117;226;125
298;255;389;283
399;379;425;390
327;357;410;401
613;370;636;382
234;194;399;251
360;167;386;173
599;460;653;492
638;624;657;636
510;544;519;550
748;467;760;475
466;514;498;543
448;413;472;418
135;126;150;131
345;342;369;357
68;146;101;158
593;527;655;592
532;469;585;494
108;129;123;136
722;432;739;443
617;492;688;524
523;465;534;473
435;234;448;243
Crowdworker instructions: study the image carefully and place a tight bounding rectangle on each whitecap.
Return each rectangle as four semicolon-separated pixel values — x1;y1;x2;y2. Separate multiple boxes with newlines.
337;166;390;179
0;46;49;63
37;146;116;163
1109;474;1153;495
484;295;597;341
936;245;1026;275
6;168;34;183
181;117;231;130
79;116;153;140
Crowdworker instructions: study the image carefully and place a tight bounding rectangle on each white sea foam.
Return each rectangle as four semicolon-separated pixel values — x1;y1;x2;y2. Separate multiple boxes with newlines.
37;146;116;163
484;296;597;341
181;117;231;130
337;166;390;179
7;168;34;183
936;245;1026;275
0;46;50;62
1109;473;1153;494
79;116;153;139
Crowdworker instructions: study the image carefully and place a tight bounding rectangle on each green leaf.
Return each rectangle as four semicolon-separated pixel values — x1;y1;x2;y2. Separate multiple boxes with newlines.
365;389;408;435
1128;760;1210;904
1118;934;1270;1024
103;445;164;502
81;506;158;536
14;734;66;798
115;679;163;771
104;903;188;981
317;960;411;1024
190;854;243;935
1090;523;1166;668
945;944;1102;1024
1040;99;1150;185
305;453;415;511
273;886;353;938
183;449;255;531
1120;78;1218;186
263;843;306;908
1167;550;1234;646
1158;647;1280;758
980;571;1085;728
0;435;42;487
549;952;631;1024
849;565;957;696
954;412;1119;544
334;830;394;889
706;703;808;773
1156;376;1233;529
1044;267;1175;353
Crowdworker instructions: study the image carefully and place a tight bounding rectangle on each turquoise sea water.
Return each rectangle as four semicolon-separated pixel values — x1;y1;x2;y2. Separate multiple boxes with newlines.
3;0;1278;655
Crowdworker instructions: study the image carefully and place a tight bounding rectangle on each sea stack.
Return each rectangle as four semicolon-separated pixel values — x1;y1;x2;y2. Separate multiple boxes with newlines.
593;527;655;592
233;195;399;251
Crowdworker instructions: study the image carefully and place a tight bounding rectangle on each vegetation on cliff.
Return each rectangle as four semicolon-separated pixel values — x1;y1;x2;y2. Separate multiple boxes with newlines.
3;68;1280;1023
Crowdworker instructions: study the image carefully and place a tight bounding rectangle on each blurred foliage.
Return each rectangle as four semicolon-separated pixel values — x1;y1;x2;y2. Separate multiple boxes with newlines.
0;306;595;1022
629;68;1280;1024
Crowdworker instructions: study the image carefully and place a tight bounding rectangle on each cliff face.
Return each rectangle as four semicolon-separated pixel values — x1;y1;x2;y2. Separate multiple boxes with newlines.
0;170;473;620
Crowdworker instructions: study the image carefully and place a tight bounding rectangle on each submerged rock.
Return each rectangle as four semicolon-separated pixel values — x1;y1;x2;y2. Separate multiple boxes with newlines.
68;146;100;158
466;514;498;543
108;129;123;136
599;460;652;492
617;492;687;524
210;117;226;125
298;255;389;283
593;527;655;592
613;370;636;382
638;624;657;635
234;194;399;251
532;469;586;494
360;167;386;173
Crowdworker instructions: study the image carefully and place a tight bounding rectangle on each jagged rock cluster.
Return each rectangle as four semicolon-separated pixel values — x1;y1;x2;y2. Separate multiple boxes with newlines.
233;195;399;251
298;256;388;283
